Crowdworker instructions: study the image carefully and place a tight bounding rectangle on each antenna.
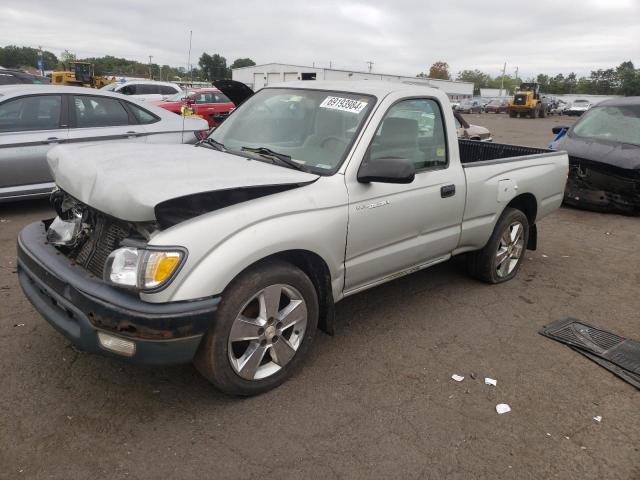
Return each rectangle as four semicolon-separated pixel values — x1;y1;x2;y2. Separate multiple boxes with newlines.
182;30;193;144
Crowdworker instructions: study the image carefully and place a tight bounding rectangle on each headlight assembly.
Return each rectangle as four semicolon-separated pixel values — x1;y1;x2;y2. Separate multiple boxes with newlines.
104;247;185;290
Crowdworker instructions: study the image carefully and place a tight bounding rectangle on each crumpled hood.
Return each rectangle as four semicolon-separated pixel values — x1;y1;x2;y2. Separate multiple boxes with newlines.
47;143;318;221
553;135;640;171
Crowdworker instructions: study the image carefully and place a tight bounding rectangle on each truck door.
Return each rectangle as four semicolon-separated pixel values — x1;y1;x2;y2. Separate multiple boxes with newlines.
344;97;466;293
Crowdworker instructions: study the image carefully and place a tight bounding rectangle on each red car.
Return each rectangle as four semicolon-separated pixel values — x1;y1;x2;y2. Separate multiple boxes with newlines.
484;99;508;114
154;88;235;127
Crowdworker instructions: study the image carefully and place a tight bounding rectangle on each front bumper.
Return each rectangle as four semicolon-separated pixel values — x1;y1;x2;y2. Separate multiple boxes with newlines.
17;222;220;365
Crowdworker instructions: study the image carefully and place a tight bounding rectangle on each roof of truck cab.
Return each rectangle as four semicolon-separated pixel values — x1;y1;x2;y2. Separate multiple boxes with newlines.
263;80;442;99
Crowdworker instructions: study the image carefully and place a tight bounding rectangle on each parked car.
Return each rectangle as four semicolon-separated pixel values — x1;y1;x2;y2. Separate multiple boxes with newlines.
155;88;236;127
101;80;182;102
0;68;50;85
454;111;492;141
565;99;592;116
549;96;640;214
0;85;209;201
456;99;483;114
17;81;568;395
484;99;508;114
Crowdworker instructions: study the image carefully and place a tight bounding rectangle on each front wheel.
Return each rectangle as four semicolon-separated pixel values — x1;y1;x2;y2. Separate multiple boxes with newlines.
194;260;319;396
467;207;529;284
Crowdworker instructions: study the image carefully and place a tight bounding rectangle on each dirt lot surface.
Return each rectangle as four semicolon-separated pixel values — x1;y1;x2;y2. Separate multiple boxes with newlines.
1;115;638;480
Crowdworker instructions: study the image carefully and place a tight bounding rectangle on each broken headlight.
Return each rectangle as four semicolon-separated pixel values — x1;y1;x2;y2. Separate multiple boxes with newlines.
104;247;185;291
46;212;83;246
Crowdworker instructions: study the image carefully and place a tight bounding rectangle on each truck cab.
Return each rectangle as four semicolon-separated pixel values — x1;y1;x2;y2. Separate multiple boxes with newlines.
17;81;568;395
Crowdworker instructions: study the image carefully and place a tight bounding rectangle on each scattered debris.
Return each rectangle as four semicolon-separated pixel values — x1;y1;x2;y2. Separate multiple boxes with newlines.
542;254;549;258
470;372;477;380
561;255;570;258
581;446;587;450
451;374;465;382
14;323;25;328
485;377;497;386
593;415;602;423
496;403;511;414
565;436;570;440
546;433;551;437
605;232;611;236
0;218;8;223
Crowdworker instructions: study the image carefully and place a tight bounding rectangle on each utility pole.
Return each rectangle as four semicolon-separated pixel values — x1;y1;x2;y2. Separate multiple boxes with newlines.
514;66;519;83
148;55;153;79
366;61;374;73
499;62;507;96
187;30;193;83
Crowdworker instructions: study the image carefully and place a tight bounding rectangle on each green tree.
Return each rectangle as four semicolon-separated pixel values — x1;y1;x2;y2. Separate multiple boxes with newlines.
230;58;256;70
616;61;640;96
199;53;229;80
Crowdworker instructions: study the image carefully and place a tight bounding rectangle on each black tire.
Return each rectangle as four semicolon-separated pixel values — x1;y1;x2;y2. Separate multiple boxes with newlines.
509;110;517;118
467;207;529;284
540;105;547;118
194;260;319;396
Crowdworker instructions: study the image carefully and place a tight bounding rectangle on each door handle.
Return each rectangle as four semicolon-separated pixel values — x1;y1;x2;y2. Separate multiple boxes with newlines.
441;184;456;198
126;131;140;138
45;137;61;144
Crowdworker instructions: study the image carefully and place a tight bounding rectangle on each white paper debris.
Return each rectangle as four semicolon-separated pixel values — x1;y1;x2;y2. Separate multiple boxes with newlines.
451;374;464;382
496;403;511;414
593;415;602;423
484;377;497;386
542;254;549;258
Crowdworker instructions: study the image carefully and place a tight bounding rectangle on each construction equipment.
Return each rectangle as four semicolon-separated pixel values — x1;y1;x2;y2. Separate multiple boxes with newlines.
508;82;548;118
50;61;114;89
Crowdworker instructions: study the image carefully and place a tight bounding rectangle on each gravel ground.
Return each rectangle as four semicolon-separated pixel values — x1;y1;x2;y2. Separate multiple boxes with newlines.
1;114;638;480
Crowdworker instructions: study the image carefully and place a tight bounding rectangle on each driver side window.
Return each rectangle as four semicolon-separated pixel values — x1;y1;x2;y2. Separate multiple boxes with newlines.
369;98;448;171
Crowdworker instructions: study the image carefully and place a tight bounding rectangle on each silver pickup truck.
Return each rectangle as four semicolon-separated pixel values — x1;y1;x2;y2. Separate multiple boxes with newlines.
17;81;568;395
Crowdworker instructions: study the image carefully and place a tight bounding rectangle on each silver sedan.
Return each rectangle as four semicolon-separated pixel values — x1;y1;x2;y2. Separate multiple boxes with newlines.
0;85;209;202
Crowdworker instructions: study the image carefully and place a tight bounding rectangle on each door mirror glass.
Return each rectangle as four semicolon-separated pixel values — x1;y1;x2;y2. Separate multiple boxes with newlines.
357;156;415;184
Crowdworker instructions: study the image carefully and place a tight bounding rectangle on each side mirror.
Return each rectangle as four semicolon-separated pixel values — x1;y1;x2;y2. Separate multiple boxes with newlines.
357;157;415;184
552;126;570;134
186;97;196;105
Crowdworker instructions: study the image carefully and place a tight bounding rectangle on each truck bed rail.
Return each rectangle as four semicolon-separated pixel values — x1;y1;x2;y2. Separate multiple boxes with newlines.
459;139;549;165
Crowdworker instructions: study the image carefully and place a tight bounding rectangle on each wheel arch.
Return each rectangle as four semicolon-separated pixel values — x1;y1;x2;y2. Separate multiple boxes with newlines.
505;193;538;250
231;249;336;335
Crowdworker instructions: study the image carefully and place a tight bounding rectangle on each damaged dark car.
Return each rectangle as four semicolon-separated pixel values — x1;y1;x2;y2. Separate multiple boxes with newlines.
550;97;640;215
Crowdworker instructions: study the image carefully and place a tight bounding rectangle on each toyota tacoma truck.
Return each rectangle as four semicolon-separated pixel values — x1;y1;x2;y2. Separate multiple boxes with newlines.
17;81;569;396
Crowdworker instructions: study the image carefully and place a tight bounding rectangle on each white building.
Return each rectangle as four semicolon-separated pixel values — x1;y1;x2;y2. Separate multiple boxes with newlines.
480;88;511;98
232;63;474;100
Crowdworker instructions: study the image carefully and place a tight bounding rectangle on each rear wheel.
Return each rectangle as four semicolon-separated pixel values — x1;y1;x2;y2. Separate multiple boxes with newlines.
467;207;529;284
194;260;319;396
509;110;517;118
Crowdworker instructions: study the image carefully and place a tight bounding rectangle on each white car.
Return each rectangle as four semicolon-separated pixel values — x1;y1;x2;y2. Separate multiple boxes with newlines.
565;99;592;116
101;80;182;102
0;85;209;201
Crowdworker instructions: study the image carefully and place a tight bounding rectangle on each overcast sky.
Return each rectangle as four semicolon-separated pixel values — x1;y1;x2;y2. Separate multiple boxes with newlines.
1;0;638;79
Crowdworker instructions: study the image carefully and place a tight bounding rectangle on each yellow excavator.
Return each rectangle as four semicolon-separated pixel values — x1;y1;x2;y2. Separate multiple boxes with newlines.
50;61;115;89
508;82;549;118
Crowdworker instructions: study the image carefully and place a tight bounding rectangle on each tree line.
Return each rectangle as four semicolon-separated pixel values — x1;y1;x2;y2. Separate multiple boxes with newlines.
0;45;255;82
420;60;640;96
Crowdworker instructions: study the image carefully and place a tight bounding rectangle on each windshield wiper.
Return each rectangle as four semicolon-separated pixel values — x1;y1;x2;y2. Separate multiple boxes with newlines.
197;137;226;151
241;146;310;173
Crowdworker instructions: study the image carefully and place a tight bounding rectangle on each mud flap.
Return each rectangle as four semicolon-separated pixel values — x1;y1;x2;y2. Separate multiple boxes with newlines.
540;317;640;390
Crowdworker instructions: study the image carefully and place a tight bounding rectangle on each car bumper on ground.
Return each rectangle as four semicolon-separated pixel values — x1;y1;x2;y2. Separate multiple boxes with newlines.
17;222;220;365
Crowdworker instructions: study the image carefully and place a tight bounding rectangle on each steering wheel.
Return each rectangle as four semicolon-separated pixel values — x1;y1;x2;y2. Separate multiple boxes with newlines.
320;136;348;150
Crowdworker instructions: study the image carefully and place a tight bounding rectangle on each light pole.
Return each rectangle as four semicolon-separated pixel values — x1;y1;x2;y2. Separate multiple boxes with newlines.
148;55;153;79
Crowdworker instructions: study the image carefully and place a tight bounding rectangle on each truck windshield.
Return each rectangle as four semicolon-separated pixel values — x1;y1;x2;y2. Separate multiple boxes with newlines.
208;88;375;174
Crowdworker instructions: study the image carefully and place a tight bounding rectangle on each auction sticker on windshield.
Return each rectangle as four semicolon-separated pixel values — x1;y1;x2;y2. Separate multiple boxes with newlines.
320;96;368;114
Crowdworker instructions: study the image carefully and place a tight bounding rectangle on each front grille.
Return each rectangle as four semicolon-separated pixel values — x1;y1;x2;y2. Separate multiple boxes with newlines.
71;213;132;278
514;94;527;105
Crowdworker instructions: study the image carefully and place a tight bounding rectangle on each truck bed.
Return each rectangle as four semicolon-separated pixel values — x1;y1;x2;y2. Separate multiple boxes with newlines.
459;139;549;165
